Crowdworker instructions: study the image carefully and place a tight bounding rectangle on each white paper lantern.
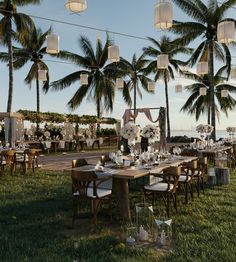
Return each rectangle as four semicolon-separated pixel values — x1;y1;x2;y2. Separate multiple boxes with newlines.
46;34;59;54
80;73;88;85
38;69;47;81
108;45;120;63
230;65;236;80
154;1;173;29
175;84;182;93
217;21;235;44
148;82;155;91
65;0;87;13
199;87;207;96
221;89;228;98
115;78;124;89
157;54;169;69
197;61;208;75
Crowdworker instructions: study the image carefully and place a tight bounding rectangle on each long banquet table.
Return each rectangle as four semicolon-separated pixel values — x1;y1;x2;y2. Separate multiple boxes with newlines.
72;155;197;220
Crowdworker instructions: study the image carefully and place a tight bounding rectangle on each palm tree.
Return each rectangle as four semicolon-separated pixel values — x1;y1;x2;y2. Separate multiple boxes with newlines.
115;54;152;123
10;26;51;129
143;36;192;141
0;0;41;145
170;0;236;140
181;66;236;122
0;0;41;112
50;35;118;129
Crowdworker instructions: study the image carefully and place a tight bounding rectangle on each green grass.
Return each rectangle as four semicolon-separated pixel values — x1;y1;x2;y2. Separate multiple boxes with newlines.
0;169;236;262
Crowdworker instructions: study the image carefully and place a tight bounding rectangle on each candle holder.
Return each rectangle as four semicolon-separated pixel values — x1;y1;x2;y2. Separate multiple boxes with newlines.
154;211;172;248
135;202;154;242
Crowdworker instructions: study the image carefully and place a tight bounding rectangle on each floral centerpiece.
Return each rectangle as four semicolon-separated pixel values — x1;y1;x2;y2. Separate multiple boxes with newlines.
226;126;236;141
120;123;139;146
141;124;160;144
196;124;214;142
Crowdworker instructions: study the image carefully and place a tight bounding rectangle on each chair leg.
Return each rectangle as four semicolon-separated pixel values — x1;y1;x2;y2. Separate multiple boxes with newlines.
72;197;79;228
184;183;188;204
190;183;194;200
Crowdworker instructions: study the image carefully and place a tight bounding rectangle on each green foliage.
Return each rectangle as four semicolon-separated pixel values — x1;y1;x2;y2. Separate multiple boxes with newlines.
17;109;117;125
97;128;117;136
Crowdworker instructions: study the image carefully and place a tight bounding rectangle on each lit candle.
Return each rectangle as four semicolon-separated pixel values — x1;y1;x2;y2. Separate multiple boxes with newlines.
120;145;124;152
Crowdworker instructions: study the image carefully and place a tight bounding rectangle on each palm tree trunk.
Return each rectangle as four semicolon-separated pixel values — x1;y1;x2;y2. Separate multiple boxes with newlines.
6;17;13;113
133;81;137;123
164;74;171;141
208;106;211;125
36;67;40;131
209;40;216;140
6;16;13;146
96;96;101;132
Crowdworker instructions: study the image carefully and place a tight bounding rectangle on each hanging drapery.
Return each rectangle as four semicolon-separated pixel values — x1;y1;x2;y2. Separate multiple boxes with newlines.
122;108;159;125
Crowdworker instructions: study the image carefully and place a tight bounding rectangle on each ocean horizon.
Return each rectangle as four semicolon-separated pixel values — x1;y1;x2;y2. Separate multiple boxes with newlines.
171;130;228;139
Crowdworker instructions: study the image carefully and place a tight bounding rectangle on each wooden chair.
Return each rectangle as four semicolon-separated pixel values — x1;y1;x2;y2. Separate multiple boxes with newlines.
71;170;112;228
144;166;181;217
0;150;16;176
72;158;88;168
15;148;39;174
192;157;208;196
179;159;198;204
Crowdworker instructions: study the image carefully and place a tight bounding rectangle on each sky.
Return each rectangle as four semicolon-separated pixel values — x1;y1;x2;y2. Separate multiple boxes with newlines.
1;0;236;131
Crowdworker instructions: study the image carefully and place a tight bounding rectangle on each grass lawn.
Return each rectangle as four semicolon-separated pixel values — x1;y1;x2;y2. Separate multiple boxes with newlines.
0;168;235;262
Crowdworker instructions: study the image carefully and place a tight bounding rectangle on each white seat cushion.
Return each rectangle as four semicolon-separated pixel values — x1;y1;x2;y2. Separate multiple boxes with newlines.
144;182;173;192
178;175;191;182
73;188;111;198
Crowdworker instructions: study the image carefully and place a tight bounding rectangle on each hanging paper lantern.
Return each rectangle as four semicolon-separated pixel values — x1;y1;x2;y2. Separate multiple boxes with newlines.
148;82;155;91
221;89;228;98
199;87;207;96
217;21;235;44
115;78;124;89
230;65;236;80
46;34;59;54
108;45;120;63
175;84;182;93
65;0;87;13
38;69;47;81
197;61;208;75
80;73;88;85
157;54;169;69
154;1;173;29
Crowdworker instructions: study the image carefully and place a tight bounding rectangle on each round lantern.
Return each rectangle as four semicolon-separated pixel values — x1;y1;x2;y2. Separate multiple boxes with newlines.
38;69;47;81
197;61;208;75
154;1;173;29
80;73;88;85
148;81;155;91
199;87;207;96
46;34;59;54
221;89;228;98
157;54;169;69
217;21;235;44
108;45;120;63
231;65;236;80
65;0;87;13
115;78;124;89
175;84;182;93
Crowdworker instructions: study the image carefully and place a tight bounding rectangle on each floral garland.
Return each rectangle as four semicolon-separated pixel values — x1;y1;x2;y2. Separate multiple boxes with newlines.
196;124;214;133
141;124;160;139
120;123;139;140
226;127;236;133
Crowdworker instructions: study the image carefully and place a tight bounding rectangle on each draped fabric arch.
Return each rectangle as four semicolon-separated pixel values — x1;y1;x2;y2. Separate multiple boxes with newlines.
122;107;166;149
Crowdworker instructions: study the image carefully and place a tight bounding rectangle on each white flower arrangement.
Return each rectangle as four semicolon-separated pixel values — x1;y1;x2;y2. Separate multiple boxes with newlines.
120;123;139;140
226;126;236;133
44;131;51;138
196;124;214;134
141;124;160;139
60;129;66;136
26;129;33;136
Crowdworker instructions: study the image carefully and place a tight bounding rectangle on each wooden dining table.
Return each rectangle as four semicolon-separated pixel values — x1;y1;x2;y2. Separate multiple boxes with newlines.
72;155;197;220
